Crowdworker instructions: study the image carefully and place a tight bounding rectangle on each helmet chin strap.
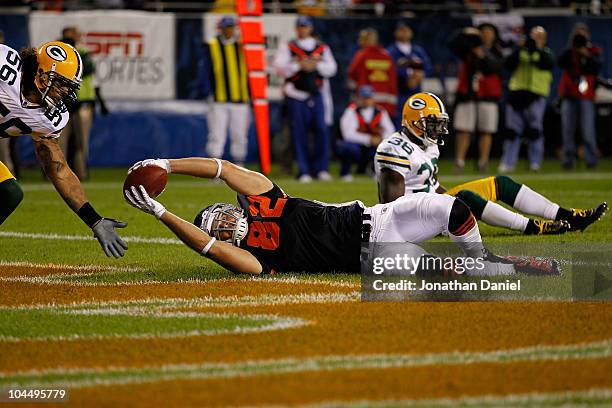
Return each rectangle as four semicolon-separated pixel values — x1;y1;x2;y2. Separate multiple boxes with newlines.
39;63;59;110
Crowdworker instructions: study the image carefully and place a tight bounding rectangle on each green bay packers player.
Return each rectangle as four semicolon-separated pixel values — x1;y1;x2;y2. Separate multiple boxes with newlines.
0;41;127;257
375;92;607;235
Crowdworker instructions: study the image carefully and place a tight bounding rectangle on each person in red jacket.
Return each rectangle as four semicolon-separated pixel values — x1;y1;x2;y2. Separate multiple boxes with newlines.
347;28;398;117
558;23;602;169
449;24;503;173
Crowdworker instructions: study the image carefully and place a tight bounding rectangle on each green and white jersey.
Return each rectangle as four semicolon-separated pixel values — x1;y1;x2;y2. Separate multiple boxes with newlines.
374;131;440;194
0;45;68;140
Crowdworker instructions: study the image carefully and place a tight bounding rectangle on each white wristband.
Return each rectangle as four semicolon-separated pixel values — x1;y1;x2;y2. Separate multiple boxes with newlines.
213;158;222;179
201;237;216;256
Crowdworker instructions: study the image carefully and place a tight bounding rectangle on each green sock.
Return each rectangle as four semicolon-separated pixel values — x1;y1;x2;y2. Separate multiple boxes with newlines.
0;178;23;225
494;175;523;206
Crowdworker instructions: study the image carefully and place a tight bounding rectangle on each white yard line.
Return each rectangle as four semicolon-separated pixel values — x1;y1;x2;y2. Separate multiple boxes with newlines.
0;339;610;388
0;260;359;288
0;261;143;272
0;231;182;245
17;172;612;193
279;388;612;408
0;292;360;310
0;316;308;343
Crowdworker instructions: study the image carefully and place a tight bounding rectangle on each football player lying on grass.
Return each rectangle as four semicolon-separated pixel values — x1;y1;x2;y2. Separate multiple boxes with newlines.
375;92;607;235
124;157;558;276
0;41;127;258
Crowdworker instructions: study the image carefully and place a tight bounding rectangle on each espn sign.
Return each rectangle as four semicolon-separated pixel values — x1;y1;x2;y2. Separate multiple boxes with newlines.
29;10;175;99
84;32;144;57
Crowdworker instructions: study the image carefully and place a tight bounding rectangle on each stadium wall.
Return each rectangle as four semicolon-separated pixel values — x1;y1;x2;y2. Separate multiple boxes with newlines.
1;11;610;167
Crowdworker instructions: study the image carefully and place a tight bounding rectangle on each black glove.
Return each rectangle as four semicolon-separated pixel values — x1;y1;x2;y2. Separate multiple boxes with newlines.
92;218;128;258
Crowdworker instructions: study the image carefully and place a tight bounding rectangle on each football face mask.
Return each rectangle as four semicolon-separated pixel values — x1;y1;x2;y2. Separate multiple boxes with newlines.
194;203;249;246
37;73;80;113
418;113;449;146
35;41;82;113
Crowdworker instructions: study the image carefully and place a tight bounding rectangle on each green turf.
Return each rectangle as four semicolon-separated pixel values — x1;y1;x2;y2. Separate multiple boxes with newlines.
0;305;287;340
1;159;610;280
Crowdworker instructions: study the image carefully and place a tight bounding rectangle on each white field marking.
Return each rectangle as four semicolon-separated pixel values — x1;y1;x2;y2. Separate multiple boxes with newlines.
0;231;182;245
0;312;308;343
278;388;612;408
0;339;610;389
0;292;360;311
19;180;216;192
0;262;359;288
0;261;143;273
18;172;612;193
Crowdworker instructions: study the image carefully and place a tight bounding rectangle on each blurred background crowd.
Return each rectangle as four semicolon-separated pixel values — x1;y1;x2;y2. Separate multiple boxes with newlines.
0;0;610;181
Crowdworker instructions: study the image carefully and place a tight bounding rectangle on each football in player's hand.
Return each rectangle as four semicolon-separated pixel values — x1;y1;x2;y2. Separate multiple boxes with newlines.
123;165;167;199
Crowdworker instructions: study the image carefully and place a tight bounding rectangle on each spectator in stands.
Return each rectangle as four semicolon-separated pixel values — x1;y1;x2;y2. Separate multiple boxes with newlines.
449;24;503;173
386;22;432;127
499;26;554;173
337;85;394;182
59;26;109;181
273;16;337;183
347;28;397;117
202;16;250;167
558;23;602;169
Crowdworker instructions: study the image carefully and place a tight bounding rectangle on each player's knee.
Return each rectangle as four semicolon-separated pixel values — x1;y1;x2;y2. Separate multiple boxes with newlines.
0;179;23;224
494;175;522;206
453;190;486;219
447;198;476;235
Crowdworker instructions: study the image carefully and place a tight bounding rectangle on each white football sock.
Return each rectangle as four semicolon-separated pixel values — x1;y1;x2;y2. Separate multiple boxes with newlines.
481;201;529;232
450;219;485;258
513;185;560;220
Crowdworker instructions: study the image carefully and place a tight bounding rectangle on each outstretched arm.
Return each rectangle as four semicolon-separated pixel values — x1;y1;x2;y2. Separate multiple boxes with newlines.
125;186;263;275
34;137;127;258
134;157;274;196
160;211;263;275
34;138;86;210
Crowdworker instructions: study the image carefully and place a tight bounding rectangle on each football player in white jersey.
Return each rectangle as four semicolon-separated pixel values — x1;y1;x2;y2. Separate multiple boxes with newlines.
0;41;127;258
375;92;607;235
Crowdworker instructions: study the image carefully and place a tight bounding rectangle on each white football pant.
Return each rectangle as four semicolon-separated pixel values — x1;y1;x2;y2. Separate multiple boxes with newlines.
206;102;250;163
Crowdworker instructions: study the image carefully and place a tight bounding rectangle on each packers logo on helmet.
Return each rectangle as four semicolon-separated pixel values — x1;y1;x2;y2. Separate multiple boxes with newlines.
35;41;82;113
402;92;449;146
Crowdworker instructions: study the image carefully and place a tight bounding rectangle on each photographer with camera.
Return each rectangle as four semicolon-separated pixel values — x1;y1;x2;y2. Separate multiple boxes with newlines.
449;24;503;173
499;26;554;173
558;23;602;169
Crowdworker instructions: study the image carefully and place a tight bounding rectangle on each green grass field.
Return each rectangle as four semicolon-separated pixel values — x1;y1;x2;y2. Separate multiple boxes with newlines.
1;159;611;278
1;158;611;406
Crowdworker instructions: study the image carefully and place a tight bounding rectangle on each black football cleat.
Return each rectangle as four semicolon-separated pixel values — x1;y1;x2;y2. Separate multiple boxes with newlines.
502;255;562;276
565;202;608;232
525;219;570;235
